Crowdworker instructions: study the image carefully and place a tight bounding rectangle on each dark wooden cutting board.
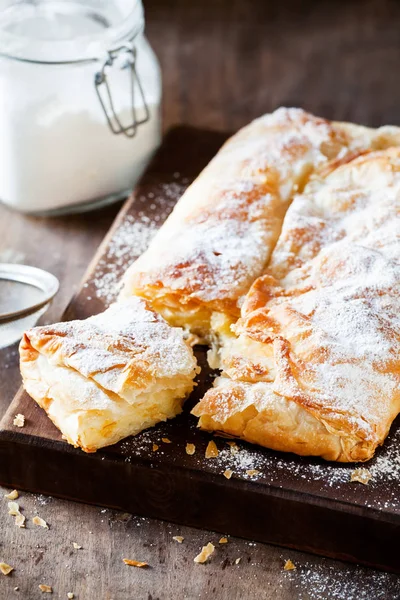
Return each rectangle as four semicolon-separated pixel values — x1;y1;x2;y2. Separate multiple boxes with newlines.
0;127;399;573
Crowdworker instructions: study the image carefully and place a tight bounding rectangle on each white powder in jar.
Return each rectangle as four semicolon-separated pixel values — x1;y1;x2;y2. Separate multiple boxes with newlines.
0;5;162;214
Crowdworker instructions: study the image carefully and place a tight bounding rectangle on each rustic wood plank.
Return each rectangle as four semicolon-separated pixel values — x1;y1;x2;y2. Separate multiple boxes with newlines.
1;0;400;597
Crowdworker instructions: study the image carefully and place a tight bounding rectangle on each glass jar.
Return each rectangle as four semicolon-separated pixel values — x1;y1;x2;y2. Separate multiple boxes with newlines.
0;0;162;215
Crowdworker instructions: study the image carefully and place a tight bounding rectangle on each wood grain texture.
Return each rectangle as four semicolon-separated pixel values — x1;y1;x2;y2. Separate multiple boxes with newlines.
1;0;400;597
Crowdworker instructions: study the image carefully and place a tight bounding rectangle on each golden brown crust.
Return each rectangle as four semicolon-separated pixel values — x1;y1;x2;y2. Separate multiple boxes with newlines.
122;107;393;339
193;145;400;462
20;298;199;452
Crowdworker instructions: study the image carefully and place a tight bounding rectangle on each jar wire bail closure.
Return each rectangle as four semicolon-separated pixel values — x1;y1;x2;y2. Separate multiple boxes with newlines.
95;43;150;138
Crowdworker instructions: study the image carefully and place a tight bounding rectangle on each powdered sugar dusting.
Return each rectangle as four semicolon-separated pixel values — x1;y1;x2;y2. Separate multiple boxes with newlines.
112;389;400;512
234;147;400;453
282;560;400;599
123;108;378;305
90;180;187;306
91;217;157;305
27;298;198;401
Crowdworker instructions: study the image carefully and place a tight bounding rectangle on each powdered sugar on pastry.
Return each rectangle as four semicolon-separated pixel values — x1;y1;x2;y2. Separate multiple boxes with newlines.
194;147;400;462
20;298;199;452
121;108;392;339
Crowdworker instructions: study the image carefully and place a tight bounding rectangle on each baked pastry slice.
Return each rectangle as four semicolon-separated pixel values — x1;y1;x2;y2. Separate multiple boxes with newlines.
193;147;400;462
20;298;199;452
120;107;400;343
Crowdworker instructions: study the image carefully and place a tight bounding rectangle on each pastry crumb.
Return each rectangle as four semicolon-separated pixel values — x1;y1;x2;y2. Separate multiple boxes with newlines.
194;542;215;564
67;593;74;599
123;559;148;568
284;559;296;571
161;438;171;444
219;537;228;544
39;584;52;593
4;490;19;500
235;557;241;565
350;468;372;485
172;536;184;543
15;514;25;528
14;586;19;591
246;469;260;477
227;441;239;455
8;502;20;516
0;562;14;575
205;441;219;459
152;444;159;452
32;516;48;529
72;542;82;550
13;414;25;428
185;443;196;455
223;469;233;480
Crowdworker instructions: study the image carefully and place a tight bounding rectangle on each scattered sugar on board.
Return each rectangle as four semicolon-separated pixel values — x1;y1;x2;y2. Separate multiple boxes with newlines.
90;180;187;306
114;409;400;511
283;561;400;600
91;216;158;305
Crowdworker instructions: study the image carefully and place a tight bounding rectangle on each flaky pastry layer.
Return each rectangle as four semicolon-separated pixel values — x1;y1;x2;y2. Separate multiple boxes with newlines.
20;298;199;452
193;146;400;462
121;107;400;341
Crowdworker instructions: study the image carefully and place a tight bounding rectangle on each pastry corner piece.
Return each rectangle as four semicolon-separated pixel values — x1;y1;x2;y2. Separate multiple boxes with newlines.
193;146;400;463
19;298;199;452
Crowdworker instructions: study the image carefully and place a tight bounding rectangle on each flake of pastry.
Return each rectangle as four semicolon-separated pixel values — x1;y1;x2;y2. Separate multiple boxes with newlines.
219;537;228;544
152;444;159;452
172;536;184;543
72;543;82;550
0;563;14;575
39;584;52;593
4;490;19;500
194;543;215;564
67;594;74;599
161;438;172;444
13;414;25;427
205;441;219;458
123;559;148;568
223;469;233;480
32;516;48;528
246;470;260;477
8;502;20;516
284;559;296;571
350;468;372;485
185;443;196;455
15;514;25;528
227;442;239;455
235;558;241;565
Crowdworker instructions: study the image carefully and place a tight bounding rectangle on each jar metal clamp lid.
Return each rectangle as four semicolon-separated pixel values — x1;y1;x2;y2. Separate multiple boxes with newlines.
94;43;150;138
0;1;150;139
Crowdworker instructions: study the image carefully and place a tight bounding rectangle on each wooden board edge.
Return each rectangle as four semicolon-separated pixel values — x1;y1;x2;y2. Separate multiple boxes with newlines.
0;429;398;573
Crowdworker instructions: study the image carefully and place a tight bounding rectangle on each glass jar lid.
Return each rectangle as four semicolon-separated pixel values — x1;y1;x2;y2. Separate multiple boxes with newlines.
0;0;143;63
0;264;59;322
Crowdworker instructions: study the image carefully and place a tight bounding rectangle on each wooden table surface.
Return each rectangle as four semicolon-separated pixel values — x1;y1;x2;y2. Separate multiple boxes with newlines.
0;0;399;598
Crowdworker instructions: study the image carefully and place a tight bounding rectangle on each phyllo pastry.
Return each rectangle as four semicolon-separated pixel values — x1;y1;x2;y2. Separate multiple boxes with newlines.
20;298;199;452
120;107;400;342
192;147;400;462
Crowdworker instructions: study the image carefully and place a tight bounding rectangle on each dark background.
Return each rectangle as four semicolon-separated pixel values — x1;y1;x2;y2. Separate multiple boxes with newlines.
147;0;400;130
